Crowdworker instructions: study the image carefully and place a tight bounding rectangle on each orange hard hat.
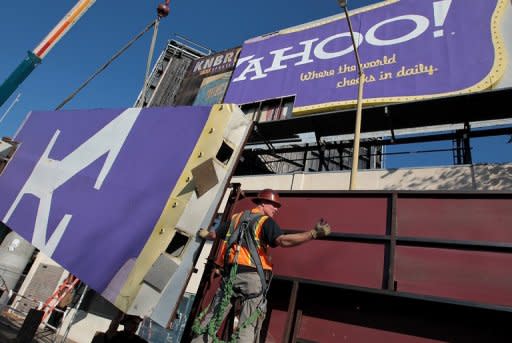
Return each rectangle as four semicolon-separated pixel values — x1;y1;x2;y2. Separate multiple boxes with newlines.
253;189;281;208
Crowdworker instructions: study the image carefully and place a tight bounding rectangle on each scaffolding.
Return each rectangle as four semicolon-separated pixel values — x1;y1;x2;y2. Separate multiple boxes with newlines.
134;35;212;108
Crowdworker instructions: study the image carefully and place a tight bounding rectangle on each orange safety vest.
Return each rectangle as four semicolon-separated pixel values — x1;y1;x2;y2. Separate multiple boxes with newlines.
214;208;273;271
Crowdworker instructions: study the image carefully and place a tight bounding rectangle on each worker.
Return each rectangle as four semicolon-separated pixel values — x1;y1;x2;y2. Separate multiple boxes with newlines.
192;188;331;343
109;314;147;343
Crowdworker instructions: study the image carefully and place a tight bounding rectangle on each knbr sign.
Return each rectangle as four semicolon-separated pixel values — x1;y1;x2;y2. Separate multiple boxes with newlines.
224;0;508;115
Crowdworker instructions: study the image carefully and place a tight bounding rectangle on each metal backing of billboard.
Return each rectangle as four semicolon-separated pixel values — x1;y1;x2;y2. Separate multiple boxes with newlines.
174;47;241;106
224;0;510;116
193;72;233;106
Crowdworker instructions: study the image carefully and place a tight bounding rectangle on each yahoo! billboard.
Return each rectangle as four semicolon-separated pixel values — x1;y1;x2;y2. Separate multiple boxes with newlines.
224;0;508;114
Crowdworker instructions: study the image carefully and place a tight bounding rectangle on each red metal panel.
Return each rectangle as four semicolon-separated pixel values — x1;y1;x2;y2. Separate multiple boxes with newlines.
396;198;512;242
271;241;385;289
264;309;287;343
199;191;512;343
297;315;443;343
235;195;388;235
395;246;512;307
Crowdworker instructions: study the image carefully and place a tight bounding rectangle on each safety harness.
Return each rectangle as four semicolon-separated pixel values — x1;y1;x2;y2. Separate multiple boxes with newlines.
192;210;272;342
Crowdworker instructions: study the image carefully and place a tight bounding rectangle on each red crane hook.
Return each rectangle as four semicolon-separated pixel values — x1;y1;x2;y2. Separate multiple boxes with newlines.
157;0;170;18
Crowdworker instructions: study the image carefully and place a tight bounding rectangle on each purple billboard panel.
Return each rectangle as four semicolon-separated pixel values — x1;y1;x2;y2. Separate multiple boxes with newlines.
224;0;507;114
0;107;210;293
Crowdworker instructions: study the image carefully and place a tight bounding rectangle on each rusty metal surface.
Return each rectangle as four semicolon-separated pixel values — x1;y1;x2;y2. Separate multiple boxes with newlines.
397;198;512;242
271;241;385;289
395;246;512;307
188;190;512;342
235;194;389;235
296;316;443;343
286;285;510;342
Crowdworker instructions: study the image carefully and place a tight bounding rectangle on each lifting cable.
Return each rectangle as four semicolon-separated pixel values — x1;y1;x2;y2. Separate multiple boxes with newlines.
55;19;156;110
55;0;171;110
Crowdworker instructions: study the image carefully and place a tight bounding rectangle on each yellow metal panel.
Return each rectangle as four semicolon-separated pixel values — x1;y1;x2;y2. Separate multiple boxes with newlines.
115;104;241;310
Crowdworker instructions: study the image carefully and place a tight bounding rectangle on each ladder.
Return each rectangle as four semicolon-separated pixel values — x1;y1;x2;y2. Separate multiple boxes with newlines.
41;274;79;322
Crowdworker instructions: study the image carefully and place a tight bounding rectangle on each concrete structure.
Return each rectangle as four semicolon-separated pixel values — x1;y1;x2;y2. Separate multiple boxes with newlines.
232;163;512;192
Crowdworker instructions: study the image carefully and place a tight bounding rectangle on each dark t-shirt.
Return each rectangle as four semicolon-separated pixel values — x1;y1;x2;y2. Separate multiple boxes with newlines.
260;216;283;247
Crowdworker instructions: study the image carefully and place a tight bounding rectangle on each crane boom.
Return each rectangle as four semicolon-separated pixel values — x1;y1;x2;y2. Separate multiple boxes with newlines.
0;0;96;107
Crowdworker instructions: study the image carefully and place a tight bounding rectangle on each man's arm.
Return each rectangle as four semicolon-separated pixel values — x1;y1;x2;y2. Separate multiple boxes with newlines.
198;229;216;240
274;219;331;247
275;231;314;247
198;218;228;241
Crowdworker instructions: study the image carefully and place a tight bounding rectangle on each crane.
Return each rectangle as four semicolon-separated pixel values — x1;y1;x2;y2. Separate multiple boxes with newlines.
0;0;97;108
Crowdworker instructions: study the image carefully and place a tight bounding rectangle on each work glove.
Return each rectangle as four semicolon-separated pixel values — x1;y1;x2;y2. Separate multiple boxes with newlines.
197;228;210;239
310;218;331;239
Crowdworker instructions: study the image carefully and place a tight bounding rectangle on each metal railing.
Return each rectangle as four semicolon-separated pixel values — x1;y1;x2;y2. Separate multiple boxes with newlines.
0;272;81;342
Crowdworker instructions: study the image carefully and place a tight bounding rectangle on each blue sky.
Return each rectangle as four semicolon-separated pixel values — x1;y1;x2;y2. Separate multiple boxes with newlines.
0;0;509;168
0;1;374;136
